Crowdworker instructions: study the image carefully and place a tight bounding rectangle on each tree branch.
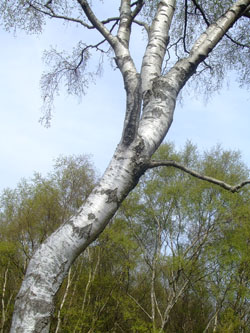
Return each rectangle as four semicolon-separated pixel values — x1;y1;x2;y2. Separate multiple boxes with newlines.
243;4;250;17
103;3;142;147
133;19;150;35
117;0;133;46
76;0;117;47
190;0;250;57
141;0;176;96
131;0;145;21
183;0;190;53
74;1;139;147
116;0;144;45
165;0;250;91
224;32;250;49
190;0;210;26
147;160;250;193
190;0;250;49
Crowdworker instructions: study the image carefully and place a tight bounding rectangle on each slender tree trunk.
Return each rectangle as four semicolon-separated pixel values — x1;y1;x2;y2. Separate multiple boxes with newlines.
213;312;218;333
203;308;220;333
54;268;72;333
151;254;157;332
1;267;8;333
73;247;100;332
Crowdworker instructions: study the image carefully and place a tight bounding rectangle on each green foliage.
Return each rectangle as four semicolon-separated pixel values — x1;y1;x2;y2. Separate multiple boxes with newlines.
118;142;250;332
1;144;250;331
0;154;96;332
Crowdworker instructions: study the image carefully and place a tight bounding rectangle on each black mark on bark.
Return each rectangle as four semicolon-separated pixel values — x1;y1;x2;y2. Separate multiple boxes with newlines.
70;223;93;240
88;213;96;220
104;188;118;203
133;139;145;157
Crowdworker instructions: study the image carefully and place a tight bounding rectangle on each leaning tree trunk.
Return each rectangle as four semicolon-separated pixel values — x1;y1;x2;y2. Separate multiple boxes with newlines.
10;0;250;331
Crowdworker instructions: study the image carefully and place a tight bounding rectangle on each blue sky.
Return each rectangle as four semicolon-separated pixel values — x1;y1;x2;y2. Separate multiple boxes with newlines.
0;17;249;192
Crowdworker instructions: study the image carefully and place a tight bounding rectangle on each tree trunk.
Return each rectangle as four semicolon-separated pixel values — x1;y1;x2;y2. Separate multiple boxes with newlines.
10;0;250;331
1;267;8;333
10;139;150;332
54;268;72;333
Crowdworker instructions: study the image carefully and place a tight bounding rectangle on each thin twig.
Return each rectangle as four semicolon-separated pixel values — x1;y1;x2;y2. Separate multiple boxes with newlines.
190;0;210;25
224;33;250;49
183;0;190;53
133;19;150;34
75;20;119;70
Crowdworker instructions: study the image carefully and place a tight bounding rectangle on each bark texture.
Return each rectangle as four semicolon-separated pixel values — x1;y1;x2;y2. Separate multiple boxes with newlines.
10;0;250;331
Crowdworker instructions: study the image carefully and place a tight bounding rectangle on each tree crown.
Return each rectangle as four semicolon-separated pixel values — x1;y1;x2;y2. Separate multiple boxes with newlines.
1;0;249;125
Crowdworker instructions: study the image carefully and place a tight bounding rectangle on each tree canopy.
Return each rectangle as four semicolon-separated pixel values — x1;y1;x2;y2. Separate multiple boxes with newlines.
1;144;250;332
1;1;249;124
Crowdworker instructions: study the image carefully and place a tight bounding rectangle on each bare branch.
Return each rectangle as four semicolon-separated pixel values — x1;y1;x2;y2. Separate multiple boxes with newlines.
183;0;189;53
127;293;152;320
243;4;250;17
133;19;150;35
79;20;119;67
98;17;120;26
164;0;250;91
73;1;139;147
190;0;210;26
74;40;107;70
190;0;250;49
131;0;145;21
76;0;116;47
153;291;164;325
190;0;250;57
147;160;250;193
224;32;250;49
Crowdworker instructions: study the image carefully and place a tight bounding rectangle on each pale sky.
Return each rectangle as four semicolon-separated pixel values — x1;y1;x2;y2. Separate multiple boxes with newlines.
0;14;249;192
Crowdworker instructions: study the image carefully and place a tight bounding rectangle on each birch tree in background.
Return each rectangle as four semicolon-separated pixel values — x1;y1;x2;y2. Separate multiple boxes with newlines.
1;0;250;331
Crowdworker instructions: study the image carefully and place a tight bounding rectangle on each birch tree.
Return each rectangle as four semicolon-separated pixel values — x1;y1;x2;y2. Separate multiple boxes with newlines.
121;142;250;332
1;0;250;331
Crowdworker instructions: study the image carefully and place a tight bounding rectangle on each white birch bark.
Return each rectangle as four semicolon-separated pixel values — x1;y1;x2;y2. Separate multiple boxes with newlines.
73;247;100;332
10;0;250;331
141;0;176;96
54;268;72;333
1;267;8;333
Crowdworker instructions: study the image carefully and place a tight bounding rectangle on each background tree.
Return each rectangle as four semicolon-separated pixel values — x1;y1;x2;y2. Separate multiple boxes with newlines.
0;154;96;332
1;1;250;331
120;142;250;332
1;144;250;332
